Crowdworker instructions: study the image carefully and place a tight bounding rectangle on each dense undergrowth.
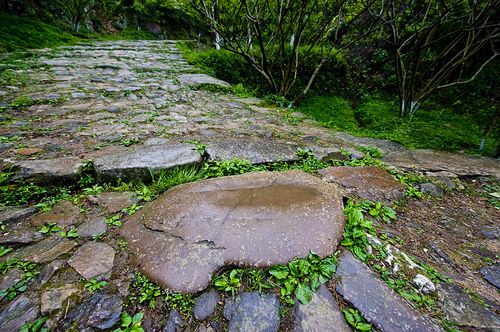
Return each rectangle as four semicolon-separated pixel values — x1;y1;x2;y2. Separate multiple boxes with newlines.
296;96;497;156
179;41;499;158
0;14;157;54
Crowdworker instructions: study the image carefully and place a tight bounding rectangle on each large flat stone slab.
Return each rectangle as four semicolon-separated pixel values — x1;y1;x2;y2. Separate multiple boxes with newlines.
4;236;76;263
68;242;115;279
480;263;500;289
318;166;406;204
383;149;500;177
224;292;280;332
93;144;202;181
294;284;350;332
335;251;442;332
9;157;85;183
206;139;299;164
120;170;345;292
438;283;500;330
178;73;230;88
0;295;39;331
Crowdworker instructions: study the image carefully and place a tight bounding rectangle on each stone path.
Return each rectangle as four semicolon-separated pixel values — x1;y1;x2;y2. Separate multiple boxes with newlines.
0;40;499;331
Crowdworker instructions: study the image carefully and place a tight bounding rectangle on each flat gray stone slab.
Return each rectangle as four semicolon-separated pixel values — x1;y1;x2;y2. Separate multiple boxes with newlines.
178;73;230;88
480;264;500;289
0;207;37;225
9;157;85;183
224;292;280;332
194;290;220;320
438;283;500;330
335;251;442;332
318;166;406;204
120;170;345;293
206;139;299;164
294;284;350;332
93;144;202;181
68;242;115;279
0;295;39;331
4;236;76;263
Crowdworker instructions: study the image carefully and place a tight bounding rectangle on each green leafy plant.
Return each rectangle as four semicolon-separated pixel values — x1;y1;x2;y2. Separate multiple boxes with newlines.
165;292;196;317
106;214;122;227
0;259;39;301
357;146;384;158
213;269;243;296
84;278;108;293
361;201;397;223
121;204;143;216
113;312;144;332
203;159;255;178
39;222;62;235
244;269;273;292
0;246;12;257
59;228;79;238
120;138;142;147
343;308;372;331
269;252;337;304
132;273;164;309
341;200;376;262
187;140;207;156
19;316;49;332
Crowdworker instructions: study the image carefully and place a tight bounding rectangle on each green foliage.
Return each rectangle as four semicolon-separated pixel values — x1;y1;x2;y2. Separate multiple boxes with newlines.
165;293;195;317
186;140;207;156
113;312;144;332
213;269;243;296
0;259;39;301
132;273;164;309
342;308;372;331
297;96;498;157
9;95;37;108
19;316;49;332
39;222;62;235
0;14;80;53
59;228;79;238
202;159;255;178
269;252;337;305
84;278;108;293
0;246;13;257
341;200;377;262
362;201;397;223
106;214;122;227
263;95;292;108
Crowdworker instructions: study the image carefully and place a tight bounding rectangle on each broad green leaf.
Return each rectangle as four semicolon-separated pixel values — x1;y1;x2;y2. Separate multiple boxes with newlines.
295;283;313;304
269;265;289;279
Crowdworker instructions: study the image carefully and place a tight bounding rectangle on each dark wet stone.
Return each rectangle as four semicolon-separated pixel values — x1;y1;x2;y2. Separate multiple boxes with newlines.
5;236;76;263
294;284;350;332
41;284;80;314
418;183;444;196
194;290;220;320
91;191;140;213
0;142;13;153
223;292;280;332
11;157;85;183
206;139;299;164
335;251;441;332
0;295;39;331
438;283;500;329
63;292;122;330
480;264;500;289
163;309;185;332
0;268;22;290
470;247;497;260
34;260;64;287
68;242;115;279
178;73;230;88
29;200;83;227
120;170;344;293
0;226;44;245
318;166;406;204
429;243;454;266
0;207;37;225
93;144;202;181
480;226;499;240
77;216;107;238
